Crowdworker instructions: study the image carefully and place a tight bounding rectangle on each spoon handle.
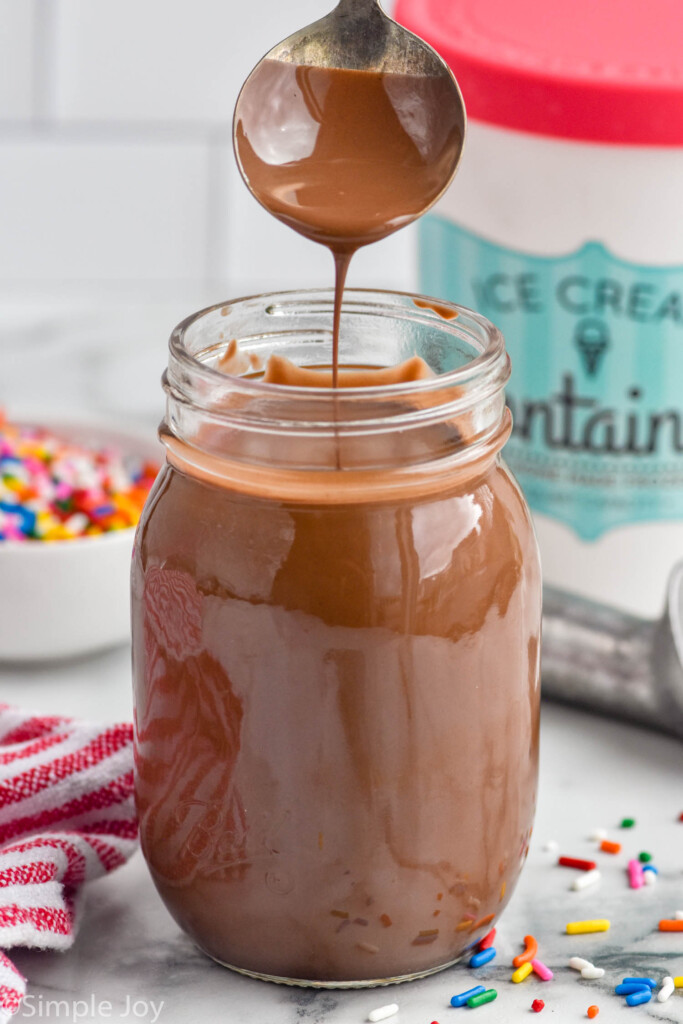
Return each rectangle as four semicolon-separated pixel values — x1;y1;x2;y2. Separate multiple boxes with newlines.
333;0;383;16
323;0;405;71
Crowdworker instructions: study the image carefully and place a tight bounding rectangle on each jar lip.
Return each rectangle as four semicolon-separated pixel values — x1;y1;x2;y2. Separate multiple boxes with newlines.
169;287;506;399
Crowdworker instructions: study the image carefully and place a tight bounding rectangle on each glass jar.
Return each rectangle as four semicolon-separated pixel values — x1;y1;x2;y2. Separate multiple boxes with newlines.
131;288;541;988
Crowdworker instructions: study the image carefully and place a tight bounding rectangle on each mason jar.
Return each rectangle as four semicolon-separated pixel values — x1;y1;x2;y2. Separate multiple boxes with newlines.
131;288;541;987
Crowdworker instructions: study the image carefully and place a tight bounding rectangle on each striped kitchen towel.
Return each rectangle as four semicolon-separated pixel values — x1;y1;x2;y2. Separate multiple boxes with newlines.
0;706;137;1022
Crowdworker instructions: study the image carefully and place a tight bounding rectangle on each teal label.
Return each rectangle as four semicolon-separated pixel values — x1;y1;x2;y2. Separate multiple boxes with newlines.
420;216;683;540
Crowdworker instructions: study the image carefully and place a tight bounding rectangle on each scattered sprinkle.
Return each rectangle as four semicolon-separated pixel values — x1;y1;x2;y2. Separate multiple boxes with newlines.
558;857;597;871
658;977;675;1003
659;919;683;932
676;912;683;921
543;840;559;852
626;990;651;1006
469;947;496;968
512;935;538;967
620;818;635;828
572;869;601;892
569;957;592;972
642;864;658;875
589;829;607;842
466;989;497;1008
599;840;621;854
627;859;644;889
531;959;553;981
367;1005;399;1022
478;928;496;951
674;976;683;988
531;999;545;1013
644;870;657;886
450;986;486;1008
566;920;610;934
616;983;652;995
587;1007;599;1019
621;978;657;989
511;962;533;984
581;966;605;980
638;851;652;863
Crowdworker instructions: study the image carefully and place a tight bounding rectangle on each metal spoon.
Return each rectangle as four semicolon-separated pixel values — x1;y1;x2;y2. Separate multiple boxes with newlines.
232;0;466;247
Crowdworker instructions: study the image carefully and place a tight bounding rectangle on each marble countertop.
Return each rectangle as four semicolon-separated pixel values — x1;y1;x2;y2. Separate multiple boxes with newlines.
1;647;683;1024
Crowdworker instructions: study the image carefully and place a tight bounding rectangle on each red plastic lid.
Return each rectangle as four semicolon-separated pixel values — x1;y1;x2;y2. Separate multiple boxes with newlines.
393;0;683;145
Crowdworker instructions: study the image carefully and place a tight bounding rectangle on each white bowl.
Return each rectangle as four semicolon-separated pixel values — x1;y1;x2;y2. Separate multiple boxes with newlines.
0;416;161;662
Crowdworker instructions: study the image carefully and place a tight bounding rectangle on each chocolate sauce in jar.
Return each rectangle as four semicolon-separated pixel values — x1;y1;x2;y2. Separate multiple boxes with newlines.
134;449;539;983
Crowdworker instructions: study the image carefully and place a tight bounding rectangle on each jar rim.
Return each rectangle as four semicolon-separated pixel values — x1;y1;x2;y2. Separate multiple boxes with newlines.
164;288;510;475
168;287;507;400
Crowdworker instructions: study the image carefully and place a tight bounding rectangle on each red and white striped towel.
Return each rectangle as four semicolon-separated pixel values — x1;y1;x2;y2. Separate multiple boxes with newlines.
0;706;137;1022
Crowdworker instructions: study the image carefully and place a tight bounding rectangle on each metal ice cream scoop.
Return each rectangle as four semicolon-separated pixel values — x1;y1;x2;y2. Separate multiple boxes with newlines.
542;561;683;740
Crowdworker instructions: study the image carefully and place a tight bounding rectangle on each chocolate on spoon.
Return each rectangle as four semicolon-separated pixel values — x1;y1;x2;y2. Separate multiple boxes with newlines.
232;0;466;383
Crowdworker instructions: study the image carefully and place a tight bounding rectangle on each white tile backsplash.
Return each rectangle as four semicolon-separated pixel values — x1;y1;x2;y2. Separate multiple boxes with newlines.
52;0;326;125
0;0;36;119
0;137;209;282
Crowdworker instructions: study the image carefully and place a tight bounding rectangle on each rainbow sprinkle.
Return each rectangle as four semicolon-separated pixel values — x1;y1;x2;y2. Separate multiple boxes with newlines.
0;414;158;541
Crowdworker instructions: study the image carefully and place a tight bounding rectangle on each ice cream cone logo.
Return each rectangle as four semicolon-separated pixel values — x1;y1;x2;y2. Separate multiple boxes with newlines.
574;317;610;377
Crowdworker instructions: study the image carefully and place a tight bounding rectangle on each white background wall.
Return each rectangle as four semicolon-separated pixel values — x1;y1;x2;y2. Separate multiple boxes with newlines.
0;0;417;423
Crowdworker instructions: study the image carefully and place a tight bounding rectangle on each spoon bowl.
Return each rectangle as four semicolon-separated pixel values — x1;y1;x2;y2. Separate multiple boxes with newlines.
233;0;466;250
